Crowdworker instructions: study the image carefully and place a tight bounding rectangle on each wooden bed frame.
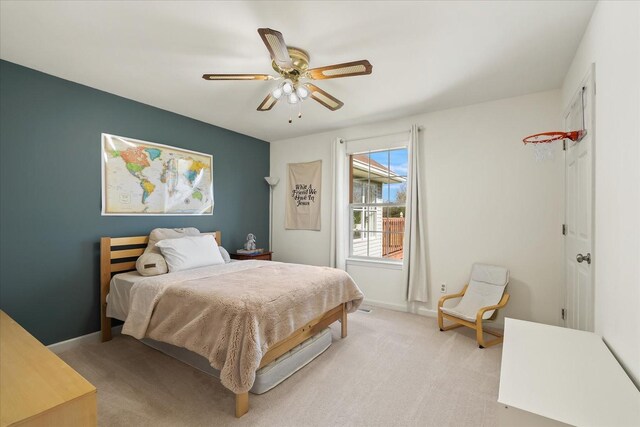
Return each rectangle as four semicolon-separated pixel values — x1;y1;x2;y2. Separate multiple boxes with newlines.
100;231;348;418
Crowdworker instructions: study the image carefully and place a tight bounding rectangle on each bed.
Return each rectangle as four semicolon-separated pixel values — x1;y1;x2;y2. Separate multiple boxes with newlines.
99;231;363;417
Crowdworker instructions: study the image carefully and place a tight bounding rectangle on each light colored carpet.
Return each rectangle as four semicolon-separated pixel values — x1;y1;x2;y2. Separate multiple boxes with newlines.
59;308;502;427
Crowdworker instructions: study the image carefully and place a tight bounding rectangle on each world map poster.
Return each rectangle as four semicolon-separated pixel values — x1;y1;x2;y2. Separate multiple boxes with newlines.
101;134;213;215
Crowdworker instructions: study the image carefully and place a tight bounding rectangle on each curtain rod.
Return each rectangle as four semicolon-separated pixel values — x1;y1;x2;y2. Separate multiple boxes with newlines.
339;126;423;144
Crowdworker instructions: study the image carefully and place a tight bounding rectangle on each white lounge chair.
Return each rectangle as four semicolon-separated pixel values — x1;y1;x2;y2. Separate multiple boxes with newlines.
438;263;510;348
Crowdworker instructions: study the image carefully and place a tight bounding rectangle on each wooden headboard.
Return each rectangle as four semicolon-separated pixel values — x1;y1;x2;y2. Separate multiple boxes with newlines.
99;231;220;342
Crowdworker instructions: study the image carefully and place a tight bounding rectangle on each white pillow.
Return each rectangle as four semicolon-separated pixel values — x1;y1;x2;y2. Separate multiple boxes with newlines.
219;246;231;263
156;235;224;272
136;227;201;276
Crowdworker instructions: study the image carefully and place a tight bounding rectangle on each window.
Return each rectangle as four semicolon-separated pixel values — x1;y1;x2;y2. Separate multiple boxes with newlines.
349;148;408;260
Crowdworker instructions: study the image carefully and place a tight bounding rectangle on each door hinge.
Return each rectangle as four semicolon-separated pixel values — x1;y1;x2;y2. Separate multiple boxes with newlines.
561;308;566;320
562;224;567;235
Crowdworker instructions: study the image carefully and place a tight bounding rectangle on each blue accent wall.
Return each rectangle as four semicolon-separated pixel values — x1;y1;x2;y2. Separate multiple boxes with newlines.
0;60;270;344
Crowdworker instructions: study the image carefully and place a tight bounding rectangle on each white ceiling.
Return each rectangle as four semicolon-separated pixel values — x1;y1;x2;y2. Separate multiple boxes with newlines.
0;1;596;142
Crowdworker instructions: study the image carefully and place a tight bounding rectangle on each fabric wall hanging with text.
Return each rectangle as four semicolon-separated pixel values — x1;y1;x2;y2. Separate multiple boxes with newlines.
285;160;322;230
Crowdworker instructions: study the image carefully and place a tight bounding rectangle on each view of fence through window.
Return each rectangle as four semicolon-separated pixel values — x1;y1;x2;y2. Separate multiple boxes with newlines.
349;148;408;260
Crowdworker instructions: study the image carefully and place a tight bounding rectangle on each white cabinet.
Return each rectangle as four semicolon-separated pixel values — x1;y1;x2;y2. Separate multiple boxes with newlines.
498;318;640;427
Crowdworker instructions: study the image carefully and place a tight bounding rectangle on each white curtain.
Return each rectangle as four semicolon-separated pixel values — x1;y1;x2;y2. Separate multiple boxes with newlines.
404;125;429;302
330;138;348;270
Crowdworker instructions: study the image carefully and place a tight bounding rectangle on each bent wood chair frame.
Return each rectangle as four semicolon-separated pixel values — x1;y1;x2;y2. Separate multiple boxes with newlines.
100;231;348;418
437;285;510;348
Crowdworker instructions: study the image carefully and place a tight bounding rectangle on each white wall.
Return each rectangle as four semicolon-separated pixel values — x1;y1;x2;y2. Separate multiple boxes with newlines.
271;90;565;326
562;1;640;386
271;136;333;267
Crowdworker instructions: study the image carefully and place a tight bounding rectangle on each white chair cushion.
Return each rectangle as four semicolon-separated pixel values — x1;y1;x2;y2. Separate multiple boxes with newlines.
470;263;509;287
441;306;479;322
443;263;509;322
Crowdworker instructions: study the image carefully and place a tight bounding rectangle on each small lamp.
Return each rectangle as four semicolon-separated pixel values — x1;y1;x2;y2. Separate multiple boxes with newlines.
264;177;280;251
264;177;280;187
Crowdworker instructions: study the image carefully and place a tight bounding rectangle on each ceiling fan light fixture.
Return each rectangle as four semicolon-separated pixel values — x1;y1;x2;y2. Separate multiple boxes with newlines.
271;86;283;99
204;28;371;117
295;84;310;99
282;80;294;95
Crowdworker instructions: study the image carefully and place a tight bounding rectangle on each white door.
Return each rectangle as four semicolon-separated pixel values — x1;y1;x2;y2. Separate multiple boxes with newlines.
564;66;595;331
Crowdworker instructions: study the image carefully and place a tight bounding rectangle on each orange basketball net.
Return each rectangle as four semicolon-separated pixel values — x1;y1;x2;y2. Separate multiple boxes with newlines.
522;130;584;144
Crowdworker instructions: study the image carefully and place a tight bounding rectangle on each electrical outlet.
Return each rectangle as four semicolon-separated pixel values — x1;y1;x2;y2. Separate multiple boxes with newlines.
440;283;447;293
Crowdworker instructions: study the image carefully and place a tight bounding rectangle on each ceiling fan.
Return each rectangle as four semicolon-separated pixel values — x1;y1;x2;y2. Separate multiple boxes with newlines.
202;28;372;122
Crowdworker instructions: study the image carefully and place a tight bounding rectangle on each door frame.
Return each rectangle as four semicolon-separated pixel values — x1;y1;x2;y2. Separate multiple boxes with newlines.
562;63;596;331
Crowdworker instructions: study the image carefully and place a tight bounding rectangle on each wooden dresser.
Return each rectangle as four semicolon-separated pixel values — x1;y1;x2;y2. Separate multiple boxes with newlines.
0;311;97;427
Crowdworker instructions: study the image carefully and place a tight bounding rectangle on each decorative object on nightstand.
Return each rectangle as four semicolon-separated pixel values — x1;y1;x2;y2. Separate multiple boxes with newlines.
244;233;257;251
237;248;264;255
264;176;280;251
238;233;266;257
231;251;273;261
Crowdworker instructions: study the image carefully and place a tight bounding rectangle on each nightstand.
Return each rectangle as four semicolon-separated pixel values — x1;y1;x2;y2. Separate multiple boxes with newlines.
230;251;273;261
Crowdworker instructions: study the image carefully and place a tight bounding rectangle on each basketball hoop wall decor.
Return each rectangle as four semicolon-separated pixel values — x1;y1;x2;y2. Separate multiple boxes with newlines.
522;130;584;144
522;130;586;162
523;86;587;161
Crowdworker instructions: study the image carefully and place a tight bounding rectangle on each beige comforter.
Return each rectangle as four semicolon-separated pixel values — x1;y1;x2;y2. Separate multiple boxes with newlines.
122;260;363;394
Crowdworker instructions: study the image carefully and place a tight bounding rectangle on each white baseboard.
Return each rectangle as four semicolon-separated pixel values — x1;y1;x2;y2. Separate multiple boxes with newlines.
362;299;438;318
362;299;409;312
48;325;122;354
416;307;438;318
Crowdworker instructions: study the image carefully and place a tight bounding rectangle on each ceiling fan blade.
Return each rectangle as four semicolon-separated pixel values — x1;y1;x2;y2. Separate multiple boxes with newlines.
202;74;273;81
307;60;372;80
306;83;344;111
257;93;279;111
257;28;294;70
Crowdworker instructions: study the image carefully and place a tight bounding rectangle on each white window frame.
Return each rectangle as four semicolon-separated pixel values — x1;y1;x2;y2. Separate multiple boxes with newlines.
347;148;407;264
348;203;405;262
